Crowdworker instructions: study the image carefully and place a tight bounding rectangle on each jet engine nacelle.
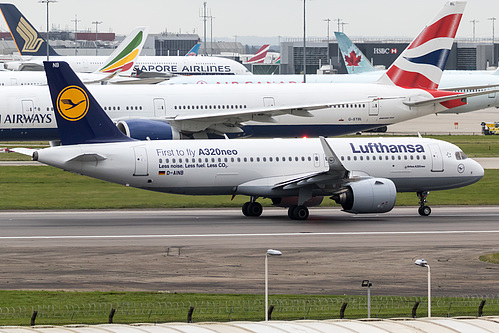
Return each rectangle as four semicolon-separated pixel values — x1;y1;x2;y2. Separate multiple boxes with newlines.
333;178;396;214
271;196;324;208
116;119;182;140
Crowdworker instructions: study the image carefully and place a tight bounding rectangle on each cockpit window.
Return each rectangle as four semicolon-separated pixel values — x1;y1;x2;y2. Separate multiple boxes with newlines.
455;151;468;160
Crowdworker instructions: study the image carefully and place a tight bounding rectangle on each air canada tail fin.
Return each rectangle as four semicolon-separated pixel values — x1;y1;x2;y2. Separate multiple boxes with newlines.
44;61;135;146
185;43;200;56
0;3;59;56
377;1;466;90
335;32;376;74
97;26;149;75
245;44;270;64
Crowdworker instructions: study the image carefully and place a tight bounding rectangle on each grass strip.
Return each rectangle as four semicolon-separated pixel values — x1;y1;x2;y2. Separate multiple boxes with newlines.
0;166;497;209
0;291;497;325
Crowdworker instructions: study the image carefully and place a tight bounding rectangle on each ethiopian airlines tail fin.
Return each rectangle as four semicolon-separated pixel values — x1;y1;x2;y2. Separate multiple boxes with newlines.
44;61;135;145
96;26;149;75
335;32;376;74
185;43;200;56
0;3;59;56
376;1;466;89
245;44;270;64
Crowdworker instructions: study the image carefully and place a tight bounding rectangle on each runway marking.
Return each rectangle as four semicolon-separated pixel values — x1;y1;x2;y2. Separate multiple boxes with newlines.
2;230;499;240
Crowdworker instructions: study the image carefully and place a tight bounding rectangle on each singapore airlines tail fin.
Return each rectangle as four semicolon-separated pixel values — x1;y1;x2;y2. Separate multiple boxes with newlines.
44;61;135;145
185;43;201;56
0;3;59;57
97;26;149;75
335;32;376;74
377;1;466;89
245;44;270;64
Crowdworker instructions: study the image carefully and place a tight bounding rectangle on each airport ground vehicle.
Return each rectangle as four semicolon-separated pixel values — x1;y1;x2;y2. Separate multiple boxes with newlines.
481;122;499;135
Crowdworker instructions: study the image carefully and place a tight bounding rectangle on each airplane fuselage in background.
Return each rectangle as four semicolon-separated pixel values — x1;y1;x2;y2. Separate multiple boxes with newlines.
164;71;499;114
4;55;252;75
0;82;453;141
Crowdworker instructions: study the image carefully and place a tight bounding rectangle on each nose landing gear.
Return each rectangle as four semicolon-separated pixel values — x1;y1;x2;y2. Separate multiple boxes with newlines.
417;191;431;216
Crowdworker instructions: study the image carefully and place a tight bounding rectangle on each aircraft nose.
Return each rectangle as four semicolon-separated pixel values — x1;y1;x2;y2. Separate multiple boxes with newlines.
470;158;485;179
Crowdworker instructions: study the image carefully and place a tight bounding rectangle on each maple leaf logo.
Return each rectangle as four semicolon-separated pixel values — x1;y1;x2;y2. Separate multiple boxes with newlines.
345;51;361;67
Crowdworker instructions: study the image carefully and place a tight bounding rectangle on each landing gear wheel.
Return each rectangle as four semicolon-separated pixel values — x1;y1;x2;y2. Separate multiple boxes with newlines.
245;202;262;217
288;205;309;220
417;191;431;217
242;202;251;216
418;205;431;216
288;205;297;219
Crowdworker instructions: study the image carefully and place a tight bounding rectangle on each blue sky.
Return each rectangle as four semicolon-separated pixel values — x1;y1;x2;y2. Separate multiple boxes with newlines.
1;0;496;43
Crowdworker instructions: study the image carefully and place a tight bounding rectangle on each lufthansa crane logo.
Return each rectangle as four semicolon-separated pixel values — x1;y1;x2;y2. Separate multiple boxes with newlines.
56;86;89;121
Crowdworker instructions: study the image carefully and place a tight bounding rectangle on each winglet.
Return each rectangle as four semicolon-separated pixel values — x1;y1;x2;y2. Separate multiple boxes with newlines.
97;26;149;75
319;136;349;178
44;61;135;145
376;1;466;89
335;32;375;74
0;3;59;56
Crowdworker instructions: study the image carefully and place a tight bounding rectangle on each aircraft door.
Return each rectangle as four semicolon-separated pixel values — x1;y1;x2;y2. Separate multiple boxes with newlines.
21;100;35;127
313;153;320;167
133;147;149;176
263;97;275;107
153;98;166;117
428;144;444;172
369;98;379;116
10;78;17;86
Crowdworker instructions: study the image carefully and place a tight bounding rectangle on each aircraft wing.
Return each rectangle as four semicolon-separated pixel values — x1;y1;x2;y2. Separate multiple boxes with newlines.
404;88;499;107
163;100;382;134
439;83;499;91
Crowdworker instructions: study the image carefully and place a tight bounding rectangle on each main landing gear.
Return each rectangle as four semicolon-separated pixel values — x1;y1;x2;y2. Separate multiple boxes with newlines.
417;191;431;216
242;198;263;217
287;205;309;220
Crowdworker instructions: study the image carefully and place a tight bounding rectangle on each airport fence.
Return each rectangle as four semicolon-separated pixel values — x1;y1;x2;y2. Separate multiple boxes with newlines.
0;295;498;325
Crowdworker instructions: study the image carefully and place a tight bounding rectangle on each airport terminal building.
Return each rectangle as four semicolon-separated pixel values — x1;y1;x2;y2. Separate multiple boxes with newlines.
280;37;499;75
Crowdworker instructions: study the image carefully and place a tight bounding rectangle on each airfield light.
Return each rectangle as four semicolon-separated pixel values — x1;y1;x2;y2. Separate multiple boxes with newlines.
265;249;282;321
415;259;431;317
361;280;372;318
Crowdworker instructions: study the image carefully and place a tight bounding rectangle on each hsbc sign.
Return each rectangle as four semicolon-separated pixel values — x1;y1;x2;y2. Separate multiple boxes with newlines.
373;48;398;55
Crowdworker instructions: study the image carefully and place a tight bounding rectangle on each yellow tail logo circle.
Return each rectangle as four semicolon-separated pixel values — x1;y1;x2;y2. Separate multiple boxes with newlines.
56;86;89;121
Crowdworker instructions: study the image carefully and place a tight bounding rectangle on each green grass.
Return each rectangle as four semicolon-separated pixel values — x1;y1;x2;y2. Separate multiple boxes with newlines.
0;291;496;325
479;253;499;264
0;166;497;209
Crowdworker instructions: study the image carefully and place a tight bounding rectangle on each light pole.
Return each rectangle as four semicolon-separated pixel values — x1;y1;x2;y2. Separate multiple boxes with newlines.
265;249;282;321
323;18;331;65
361;280;372;318
92;21;102;56
415;259;431;317
71;15;80;56
302;0;306;83
39;0;57;62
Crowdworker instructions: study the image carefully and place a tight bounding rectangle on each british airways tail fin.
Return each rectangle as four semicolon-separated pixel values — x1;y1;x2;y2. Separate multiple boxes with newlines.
97;26;149;75
185;43;200;56
377;1;466;89
44;61;135;146
335;32;376;74
0;3;59;56
245;44;270;64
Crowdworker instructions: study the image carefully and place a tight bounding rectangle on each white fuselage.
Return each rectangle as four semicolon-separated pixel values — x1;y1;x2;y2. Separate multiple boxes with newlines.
0;82;453;141
165;71;499;114
4;55;252;75
35;137;483;197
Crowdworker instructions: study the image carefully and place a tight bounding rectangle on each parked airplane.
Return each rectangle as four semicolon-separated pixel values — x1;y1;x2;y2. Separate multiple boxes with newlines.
11;61;484;219
2;1;489;142
166;19;499;115
185;43;201;56
335;32;376;74
0;3;251;75
0;26;149;86
244;44;270;64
